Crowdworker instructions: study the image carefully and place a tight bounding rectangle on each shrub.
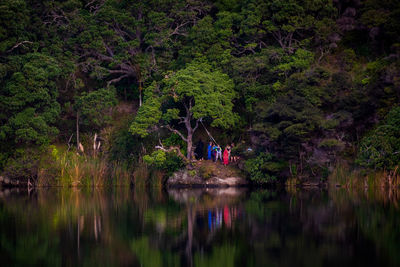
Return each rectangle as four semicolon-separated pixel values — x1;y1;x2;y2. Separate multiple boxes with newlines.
199;165;213;179
244;153;286;184
188;170;197;177
318;138;344;149
357;106;400;169
3;148;41;182
143;150;184;176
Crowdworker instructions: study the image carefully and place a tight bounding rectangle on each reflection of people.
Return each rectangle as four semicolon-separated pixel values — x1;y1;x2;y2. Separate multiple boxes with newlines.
224;205;231;228
208;210;212;230
194;139;204;160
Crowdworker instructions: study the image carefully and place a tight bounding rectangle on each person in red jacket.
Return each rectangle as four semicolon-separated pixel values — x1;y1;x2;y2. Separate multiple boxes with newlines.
223;146;230;165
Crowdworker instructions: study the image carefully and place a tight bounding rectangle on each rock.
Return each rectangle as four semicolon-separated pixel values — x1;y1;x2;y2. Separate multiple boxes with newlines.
167;166;248;188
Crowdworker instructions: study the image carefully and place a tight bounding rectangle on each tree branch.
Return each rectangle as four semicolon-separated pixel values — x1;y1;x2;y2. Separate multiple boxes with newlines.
155;141;188;162
107;74;129;87
178;116;186;124
164;125;187;142
6;41;33;53
169;21;190;37
193;118;201;132
103;41;114;57
108;69;130;74
86;0;105;14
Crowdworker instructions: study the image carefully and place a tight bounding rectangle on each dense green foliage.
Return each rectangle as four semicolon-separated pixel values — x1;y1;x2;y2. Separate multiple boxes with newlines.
357;107;400;170
244;153;286;184
75;87;117;130
1;0;400;183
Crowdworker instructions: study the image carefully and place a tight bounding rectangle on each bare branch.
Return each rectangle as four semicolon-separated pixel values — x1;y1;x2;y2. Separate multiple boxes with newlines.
85;0;97;7
6;41;33;53
67;134;74;152
169;21;190;37
103;41;114;57
95;53;114;62
108;69;130;74
86;0;105;14
178;116;186;124
107;74;129;87
193;118;202;132
155;141;188;162
164;125;187;142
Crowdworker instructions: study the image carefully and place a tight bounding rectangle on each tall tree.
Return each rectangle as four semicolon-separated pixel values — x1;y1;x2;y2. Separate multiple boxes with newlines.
0;53;62;167
74;87;117;149
43;0;211;105
130;61;237;160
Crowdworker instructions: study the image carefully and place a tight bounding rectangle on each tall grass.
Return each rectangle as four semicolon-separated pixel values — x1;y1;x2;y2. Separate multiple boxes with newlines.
133;163;166;192
133;163;151;188
37;146;133;187
328;162;400;189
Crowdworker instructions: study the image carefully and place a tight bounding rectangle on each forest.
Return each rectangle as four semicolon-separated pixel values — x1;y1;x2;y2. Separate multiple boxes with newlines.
1;0;400;186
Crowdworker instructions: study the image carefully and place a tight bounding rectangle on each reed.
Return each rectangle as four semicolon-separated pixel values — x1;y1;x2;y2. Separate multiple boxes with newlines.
37;146;133;187
149;170;165;188
328;162;400;189
328;162;360;188
110;162;133;186
133;163;150;188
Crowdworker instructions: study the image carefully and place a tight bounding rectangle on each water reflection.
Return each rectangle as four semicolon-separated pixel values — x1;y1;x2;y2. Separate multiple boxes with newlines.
0;186;399;266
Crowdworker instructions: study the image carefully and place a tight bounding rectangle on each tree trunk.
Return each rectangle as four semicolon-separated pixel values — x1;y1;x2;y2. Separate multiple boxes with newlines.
138;76;143;107
139;87;142;107
187;133;193;160
76;111;80;150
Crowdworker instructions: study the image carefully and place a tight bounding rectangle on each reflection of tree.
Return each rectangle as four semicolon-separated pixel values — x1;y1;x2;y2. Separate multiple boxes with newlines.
0;188;139;266
0;188;275;266
194;244;237;267
330;188;400;267
186;203;194;267
243;188;400;267
165;188;246;266
3;187;399;266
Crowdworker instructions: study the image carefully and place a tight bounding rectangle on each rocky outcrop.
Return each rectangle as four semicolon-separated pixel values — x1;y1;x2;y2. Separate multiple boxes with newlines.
167;162;248;188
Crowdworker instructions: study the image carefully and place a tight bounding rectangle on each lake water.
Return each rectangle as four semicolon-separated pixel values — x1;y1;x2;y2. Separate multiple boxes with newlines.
0;186;399;267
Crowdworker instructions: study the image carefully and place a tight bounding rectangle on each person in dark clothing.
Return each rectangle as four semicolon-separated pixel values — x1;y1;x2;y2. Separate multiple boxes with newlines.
194;139;204;160
212;144;218;162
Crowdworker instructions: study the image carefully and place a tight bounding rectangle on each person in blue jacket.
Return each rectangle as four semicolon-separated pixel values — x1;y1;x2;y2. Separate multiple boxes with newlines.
207;141;213;160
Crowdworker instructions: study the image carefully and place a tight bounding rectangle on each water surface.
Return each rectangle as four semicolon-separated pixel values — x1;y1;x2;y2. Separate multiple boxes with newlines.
0;186;399;267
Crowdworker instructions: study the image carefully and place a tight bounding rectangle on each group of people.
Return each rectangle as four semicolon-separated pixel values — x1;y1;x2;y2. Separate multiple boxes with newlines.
194;140;237;165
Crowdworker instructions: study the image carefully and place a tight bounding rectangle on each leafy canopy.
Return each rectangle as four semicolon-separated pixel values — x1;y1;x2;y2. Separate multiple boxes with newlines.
0;53;61;146
130;61;237;137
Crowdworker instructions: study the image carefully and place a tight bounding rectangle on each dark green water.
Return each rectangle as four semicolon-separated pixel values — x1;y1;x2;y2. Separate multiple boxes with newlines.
0;187;399;267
